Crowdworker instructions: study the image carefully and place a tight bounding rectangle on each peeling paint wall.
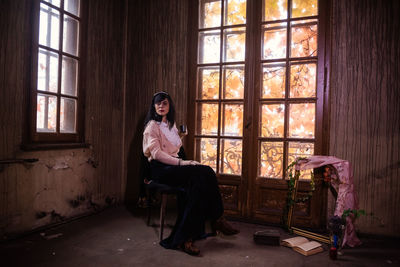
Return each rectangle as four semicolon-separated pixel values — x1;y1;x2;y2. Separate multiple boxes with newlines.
0;0;125;238
0;149;100;235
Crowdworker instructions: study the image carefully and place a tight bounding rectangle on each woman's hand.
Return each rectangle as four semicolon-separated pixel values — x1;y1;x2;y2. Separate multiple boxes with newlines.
179;129;188;139
180;160;201;166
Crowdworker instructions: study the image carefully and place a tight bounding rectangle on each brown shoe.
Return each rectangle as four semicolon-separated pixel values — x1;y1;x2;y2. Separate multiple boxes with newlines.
181;240;200;256
212;217;240;235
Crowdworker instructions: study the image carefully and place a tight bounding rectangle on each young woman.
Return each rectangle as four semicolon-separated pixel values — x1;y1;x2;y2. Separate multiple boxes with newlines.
143;91;239;256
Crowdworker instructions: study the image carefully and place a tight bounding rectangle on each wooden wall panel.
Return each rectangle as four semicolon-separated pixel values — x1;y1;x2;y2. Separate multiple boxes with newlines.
85;0;125;200
123;0;189;204
219;185;239;211
0;0;31;159
329;0;400;236
0;0;34;237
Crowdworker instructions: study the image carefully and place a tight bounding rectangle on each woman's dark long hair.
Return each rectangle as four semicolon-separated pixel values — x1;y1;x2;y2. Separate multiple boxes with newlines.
144;92;176;129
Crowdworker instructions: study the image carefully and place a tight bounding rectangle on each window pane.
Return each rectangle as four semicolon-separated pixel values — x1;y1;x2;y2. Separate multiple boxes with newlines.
259;141;283;178
198;103;219;135
224;0;246;26
37;94;57;132
198;30;220;64
262;23;287;59
262;64;285;98
292;0;317;18
63;15;79;56
221;104;243;136
290;63;316;98
289;103;315;138
61;56;78;96
39;3;60;50
220;139;242;175
223;65;244;99
197;138;218;171
223;27;245;62
288;142;314;179
261;104;284;137
43;0;61;7
37;48;59;93
263;0;287;21
199;0;221;29
60;98;76;133
291;20;317;58
198;67;219;99
64;0;80;16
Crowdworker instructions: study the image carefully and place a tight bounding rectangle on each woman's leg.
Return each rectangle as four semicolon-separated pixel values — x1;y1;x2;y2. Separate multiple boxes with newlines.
191;165;239;235
150;161;226;249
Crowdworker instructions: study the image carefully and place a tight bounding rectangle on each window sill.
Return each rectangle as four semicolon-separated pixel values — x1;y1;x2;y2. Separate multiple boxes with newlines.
21;142;90;151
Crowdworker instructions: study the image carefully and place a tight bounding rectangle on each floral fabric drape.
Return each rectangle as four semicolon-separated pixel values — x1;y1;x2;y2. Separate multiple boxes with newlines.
295;155;362;247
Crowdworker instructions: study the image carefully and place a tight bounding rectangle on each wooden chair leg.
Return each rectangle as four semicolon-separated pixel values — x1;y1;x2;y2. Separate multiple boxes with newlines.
159;194;167;241
146;189;152;226
147;205;152;226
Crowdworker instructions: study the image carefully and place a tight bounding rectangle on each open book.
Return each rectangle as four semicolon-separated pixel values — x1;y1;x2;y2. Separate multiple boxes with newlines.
281;236;323;256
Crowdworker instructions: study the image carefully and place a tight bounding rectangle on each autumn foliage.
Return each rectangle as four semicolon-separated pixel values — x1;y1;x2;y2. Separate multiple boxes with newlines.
197;0;318;178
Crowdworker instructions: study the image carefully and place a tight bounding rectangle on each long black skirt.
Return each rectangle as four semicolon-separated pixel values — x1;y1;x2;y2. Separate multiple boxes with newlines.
150;160;224;249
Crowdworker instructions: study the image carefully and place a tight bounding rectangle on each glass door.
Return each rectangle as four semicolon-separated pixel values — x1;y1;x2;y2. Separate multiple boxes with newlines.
190;0;328;226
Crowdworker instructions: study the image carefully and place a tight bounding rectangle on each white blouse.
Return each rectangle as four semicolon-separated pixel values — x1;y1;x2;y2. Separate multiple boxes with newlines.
158;121;182;147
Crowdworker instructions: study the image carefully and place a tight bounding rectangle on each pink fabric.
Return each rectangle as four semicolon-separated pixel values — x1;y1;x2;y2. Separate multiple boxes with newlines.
295;155;362;247
143;120;181;165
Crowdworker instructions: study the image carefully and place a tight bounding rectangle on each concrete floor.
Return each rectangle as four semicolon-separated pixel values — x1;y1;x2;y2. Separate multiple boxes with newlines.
1;206;399;267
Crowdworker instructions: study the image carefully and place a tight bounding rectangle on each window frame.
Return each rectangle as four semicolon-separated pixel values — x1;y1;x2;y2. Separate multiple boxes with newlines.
192;0;247;177
26;0;87;147
257;4;321;180
187;0;330;180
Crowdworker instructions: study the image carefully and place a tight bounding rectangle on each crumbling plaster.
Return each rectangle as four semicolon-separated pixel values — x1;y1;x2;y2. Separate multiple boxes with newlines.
0;148;117;239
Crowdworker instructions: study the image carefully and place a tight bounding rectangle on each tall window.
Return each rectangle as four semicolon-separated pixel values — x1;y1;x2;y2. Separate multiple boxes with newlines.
193;0;323;180
259;0;318;179
195;0;247;175
31;0;83;143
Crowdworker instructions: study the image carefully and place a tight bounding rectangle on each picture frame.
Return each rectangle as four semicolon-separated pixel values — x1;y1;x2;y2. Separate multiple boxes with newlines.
287;170;331;244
